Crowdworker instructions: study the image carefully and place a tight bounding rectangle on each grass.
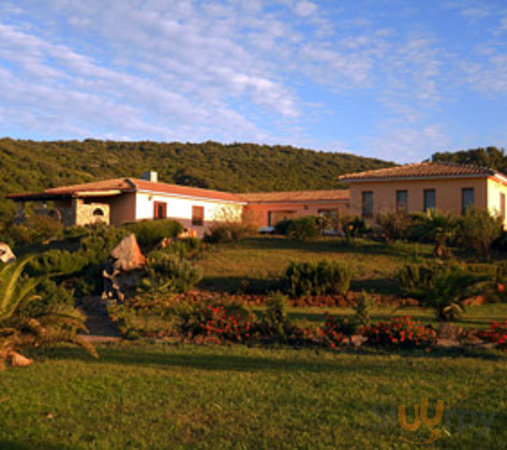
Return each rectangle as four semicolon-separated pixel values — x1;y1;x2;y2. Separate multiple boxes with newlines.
286;303;507;330
196;236;435;294
0;343;505;449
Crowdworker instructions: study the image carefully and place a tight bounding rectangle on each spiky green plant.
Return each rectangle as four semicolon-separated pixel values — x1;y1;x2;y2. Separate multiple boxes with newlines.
0;258;98;365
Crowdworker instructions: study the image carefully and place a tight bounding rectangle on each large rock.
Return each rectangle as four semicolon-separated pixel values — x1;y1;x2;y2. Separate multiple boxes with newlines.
0;243;16;264
110;234;146;271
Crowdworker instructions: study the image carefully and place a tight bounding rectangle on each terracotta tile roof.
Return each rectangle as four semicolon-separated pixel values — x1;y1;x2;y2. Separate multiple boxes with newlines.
44;178;135;195
130;179;245;202
7;177;245;202
338;162;497;181
240;189;350;203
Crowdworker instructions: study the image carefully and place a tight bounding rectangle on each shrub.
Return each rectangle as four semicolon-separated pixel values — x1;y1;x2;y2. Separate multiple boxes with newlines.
396;262;480;321
287;216;322;241
362;316;436;349
176;301;256;343
25;278;75;317
125;220;184;250
162;237;201;259
319;313;358;348
7;215;63;246
273;219;292;235
456;207;503;257
0;258;97;367
412;210;456;258
260;292;292;343
140;251;201;294
285;260;353;297
204;222;254;244
353;290;374;327
375;210;412;243
477;320;507;352
338;215;368;242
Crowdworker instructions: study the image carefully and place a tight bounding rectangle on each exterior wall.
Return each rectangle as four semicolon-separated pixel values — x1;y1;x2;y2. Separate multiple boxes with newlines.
108;192;137;226
73;199;110;226
487;177;507;229
245;201;350;228
348;177;488;222
135;192;243;237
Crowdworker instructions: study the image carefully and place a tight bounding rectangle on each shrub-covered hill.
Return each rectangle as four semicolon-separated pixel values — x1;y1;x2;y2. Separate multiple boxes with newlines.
0;138;393;196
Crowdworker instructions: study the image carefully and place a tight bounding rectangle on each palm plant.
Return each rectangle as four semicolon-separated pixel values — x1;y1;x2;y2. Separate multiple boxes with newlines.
0;258;97;368
417;210;456;258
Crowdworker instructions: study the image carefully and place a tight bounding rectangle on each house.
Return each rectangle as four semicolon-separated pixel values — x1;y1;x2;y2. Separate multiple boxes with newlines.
338;162;507;229
6;172;350;236
6;172;246;237
242;190;349;231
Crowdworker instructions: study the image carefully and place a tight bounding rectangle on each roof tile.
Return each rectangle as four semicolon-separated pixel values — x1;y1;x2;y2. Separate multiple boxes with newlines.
338;162;496;181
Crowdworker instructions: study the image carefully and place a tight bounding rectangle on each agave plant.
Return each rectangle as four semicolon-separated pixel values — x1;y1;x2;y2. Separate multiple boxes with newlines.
0;258;97;368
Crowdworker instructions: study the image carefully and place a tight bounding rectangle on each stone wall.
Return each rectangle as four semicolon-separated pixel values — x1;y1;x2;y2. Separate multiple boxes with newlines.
73;199;110;226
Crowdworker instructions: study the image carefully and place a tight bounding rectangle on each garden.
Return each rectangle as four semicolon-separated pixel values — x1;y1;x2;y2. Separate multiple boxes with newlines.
0;208;506;448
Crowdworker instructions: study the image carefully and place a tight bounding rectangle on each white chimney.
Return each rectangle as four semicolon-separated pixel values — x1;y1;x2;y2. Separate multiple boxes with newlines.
141;171;158;182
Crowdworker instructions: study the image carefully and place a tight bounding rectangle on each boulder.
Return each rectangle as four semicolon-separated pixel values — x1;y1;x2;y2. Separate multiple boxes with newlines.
0;243;16;264
110;234;146;271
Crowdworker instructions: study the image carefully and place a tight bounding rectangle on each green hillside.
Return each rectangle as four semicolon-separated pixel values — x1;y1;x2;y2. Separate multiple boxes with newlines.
0;138;393;195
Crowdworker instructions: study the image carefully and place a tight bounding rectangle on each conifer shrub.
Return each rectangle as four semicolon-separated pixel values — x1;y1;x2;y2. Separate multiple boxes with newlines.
125;219;183;250
285;260;353;297
141;250;201;294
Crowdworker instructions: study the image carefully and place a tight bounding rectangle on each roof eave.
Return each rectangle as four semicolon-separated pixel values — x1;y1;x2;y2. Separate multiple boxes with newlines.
339;173;493;183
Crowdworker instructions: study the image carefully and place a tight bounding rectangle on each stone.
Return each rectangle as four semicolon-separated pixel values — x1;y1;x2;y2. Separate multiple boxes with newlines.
9;351;33;367
0;243;16;264
110;234;146;271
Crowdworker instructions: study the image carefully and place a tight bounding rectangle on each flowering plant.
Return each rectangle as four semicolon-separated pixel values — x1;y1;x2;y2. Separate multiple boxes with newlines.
176;301;257;344
361;316;436;349
477;320;507;352
318;314;348;349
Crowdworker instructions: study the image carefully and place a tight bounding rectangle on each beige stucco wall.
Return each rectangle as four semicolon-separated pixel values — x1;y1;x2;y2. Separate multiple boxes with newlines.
487;177;507;229
135;191;243;237
245;201;350;227
348;177;489;221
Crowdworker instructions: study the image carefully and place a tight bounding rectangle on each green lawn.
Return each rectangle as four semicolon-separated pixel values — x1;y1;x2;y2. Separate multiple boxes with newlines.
0;344;505;449
195;236;484;295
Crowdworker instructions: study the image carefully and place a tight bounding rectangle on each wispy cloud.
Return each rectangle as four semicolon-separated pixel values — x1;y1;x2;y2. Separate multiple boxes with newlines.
0;0;505;162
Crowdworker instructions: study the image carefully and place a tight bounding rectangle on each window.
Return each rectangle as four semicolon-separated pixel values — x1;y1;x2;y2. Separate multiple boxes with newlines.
461;188;475;213
501;193;506;221
396;190;408;212
192;206;204;226
362;191;373;218
93;208;104;216
153;201;167;219
423;189;436;212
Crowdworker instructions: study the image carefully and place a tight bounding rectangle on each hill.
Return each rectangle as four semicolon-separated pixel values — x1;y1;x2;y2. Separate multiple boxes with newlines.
0;138;393;196
431;146;507;173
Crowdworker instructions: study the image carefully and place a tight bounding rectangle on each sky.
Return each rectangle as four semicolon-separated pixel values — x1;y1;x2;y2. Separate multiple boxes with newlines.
0;0;506;163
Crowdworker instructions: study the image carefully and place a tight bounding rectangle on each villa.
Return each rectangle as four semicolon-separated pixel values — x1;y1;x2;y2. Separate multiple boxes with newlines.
6;162;507;234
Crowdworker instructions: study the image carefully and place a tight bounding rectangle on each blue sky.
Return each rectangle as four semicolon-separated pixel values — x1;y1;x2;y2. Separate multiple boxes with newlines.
0;0;506;162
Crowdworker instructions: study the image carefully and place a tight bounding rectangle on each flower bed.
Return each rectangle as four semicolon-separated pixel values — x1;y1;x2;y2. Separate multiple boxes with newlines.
361;316;437;349
477;320;507;352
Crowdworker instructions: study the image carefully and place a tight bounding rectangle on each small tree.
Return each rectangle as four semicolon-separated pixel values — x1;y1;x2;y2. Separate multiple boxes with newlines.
456;207;503;258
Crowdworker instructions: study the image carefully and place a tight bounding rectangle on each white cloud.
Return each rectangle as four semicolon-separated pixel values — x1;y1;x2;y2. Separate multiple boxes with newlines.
460;7;489;18
365;125;451;163
294;1;318;17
